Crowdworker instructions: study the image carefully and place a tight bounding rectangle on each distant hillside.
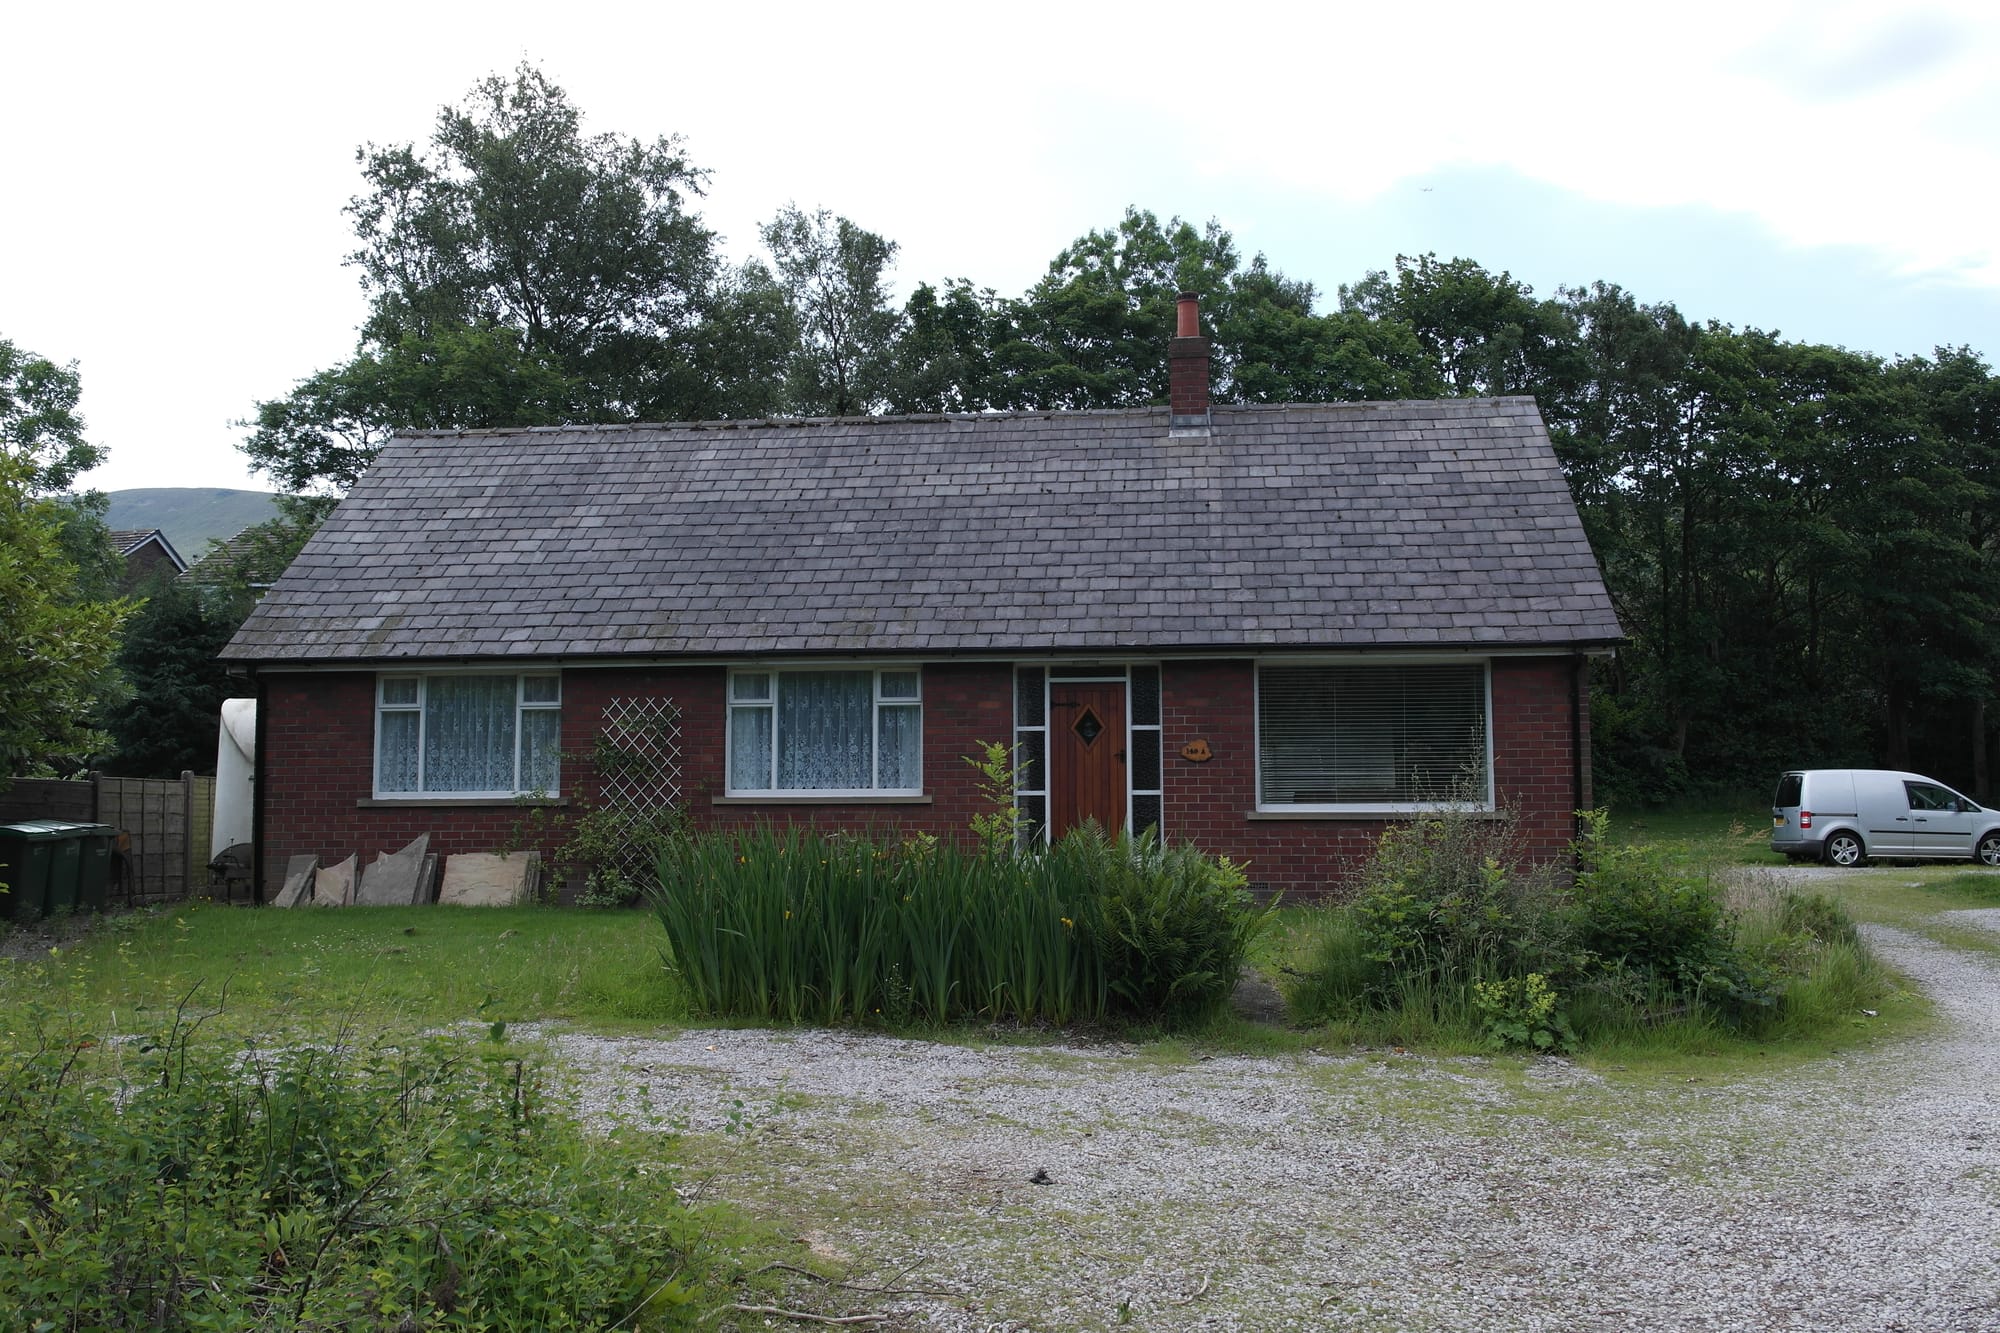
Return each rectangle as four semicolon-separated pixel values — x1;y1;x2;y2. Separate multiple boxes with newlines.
106;488;282;562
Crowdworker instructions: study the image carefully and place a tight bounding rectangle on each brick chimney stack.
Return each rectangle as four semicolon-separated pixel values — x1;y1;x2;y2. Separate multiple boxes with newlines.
1168;291;1211;430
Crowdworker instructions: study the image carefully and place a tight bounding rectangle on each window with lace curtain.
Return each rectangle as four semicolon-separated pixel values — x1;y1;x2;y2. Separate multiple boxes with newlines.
375;674;561;797
727;668;922;795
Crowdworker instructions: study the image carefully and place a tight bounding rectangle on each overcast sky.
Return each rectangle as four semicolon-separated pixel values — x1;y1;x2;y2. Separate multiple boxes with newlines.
6;0;1997;495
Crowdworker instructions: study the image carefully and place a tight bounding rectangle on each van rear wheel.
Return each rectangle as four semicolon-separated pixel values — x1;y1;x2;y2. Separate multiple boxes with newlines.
1978;833;2000;869
1823;831;1866;867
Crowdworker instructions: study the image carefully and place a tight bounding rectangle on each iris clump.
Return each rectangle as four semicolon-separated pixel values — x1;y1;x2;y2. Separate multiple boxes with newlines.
649;824;1268;1028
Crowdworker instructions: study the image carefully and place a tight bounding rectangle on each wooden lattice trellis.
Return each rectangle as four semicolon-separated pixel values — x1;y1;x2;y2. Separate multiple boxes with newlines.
596;696;683;819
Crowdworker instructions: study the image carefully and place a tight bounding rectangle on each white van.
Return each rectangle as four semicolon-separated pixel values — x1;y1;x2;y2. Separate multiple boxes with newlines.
1771;769;2000;867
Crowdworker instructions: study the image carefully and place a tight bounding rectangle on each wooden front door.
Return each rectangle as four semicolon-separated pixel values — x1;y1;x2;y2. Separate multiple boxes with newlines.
1049;681;1127;838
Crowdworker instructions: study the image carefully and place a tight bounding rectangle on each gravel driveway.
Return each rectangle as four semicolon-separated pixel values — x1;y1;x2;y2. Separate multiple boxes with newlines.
543;881;2000;1331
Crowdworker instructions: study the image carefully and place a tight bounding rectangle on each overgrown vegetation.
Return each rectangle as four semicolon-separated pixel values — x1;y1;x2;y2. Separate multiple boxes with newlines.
650;823;1268;1028
0;993;724;1329
1286;808;1893;1052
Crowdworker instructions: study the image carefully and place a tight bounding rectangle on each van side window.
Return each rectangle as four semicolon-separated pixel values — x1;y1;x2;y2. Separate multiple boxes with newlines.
1904;782;1957;812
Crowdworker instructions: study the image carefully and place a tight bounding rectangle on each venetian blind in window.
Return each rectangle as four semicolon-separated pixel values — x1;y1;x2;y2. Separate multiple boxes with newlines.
1258;663;1488;806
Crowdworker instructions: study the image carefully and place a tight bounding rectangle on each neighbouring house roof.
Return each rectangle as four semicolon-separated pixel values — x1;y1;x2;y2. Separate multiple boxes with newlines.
109;528;187;573
223;398;1624;666
182;527;285;590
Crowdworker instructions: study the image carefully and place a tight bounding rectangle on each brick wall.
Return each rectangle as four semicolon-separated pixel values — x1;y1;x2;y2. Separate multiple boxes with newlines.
257;656;1589;900
259;672;562;892
1160;657;1587;897
256;662;1014;896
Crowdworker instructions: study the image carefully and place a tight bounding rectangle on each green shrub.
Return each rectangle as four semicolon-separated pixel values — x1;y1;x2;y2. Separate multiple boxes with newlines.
1777;889;1860;948
1287;809;1885;1050
1052;825;1270;1022
1570;812;1776;1019
1286;807;1557;1033
558;803;690;908
1347;807;1569;988
0;1000;717;1329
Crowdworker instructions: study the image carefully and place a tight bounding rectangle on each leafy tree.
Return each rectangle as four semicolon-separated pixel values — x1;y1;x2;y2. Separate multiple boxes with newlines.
674;261;796;420
243;63;762;493
1003;208;1241;409
347;64;714;385
1227;259;1442;404
1838;351;1997;771
886;279;1013;413
760;206;903;416
0;453;130;777
1341;254;1589;430
103;577;245;778
243;328;576;493
1894;347;2000;793
0;338;101;492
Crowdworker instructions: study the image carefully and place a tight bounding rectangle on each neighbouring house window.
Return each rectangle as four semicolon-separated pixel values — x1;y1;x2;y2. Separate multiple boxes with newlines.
727;668;922;794
1257;662;1489;809
375;674;561;797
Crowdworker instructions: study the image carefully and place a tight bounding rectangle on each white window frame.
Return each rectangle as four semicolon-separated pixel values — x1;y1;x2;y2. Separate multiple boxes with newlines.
374;672;562;798
725;666;924;797
1253;657;1493;814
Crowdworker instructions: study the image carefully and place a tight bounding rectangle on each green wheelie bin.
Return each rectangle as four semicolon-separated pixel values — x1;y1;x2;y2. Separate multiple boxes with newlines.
0;821;62;921
39;825;84;916
67;823;116;912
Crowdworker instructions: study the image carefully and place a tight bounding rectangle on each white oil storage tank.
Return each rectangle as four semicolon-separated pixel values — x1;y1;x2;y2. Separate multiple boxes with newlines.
212;698;257;860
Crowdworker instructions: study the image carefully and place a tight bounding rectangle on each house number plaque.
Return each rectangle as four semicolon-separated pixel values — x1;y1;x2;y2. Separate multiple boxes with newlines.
1180;739;1213;763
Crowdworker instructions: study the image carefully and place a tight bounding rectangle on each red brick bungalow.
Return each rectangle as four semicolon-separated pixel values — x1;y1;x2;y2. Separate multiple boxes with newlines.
223;306;1622;898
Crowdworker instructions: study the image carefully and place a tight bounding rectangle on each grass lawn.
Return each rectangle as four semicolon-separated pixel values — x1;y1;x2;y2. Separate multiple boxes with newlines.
1605;800;1777;864
4;902;689;1039
2;801;1980;1061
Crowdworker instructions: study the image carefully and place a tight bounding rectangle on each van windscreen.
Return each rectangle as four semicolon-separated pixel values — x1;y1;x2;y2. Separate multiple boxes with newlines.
1774;774;1803;808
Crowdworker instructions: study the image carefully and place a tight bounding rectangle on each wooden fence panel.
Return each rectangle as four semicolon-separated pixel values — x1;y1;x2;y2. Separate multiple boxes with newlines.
97;776;197;904
0;779;95;825
189;775;216;882
2;774;222;905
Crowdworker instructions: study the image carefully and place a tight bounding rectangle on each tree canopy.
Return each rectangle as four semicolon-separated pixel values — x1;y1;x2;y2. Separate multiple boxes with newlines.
242;63;778;493
760;205;902;416
0;452;129;778
102;575;243;779
1;338;101;492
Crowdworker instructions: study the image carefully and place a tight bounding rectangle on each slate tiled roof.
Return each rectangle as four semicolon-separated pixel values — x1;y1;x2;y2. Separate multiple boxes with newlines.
181;528;286;589
109;528;187;571
223;398;1623;664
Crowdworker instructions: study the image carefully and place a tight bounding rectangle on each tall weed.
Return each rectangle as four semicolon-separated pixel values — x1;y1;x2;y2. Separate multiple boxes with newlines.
0;997;718;1328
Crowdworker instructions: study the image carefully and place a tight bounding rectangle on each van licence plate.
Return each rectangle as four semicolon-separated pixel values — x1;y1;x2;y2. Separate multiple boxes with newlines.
1772;816;1785;827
